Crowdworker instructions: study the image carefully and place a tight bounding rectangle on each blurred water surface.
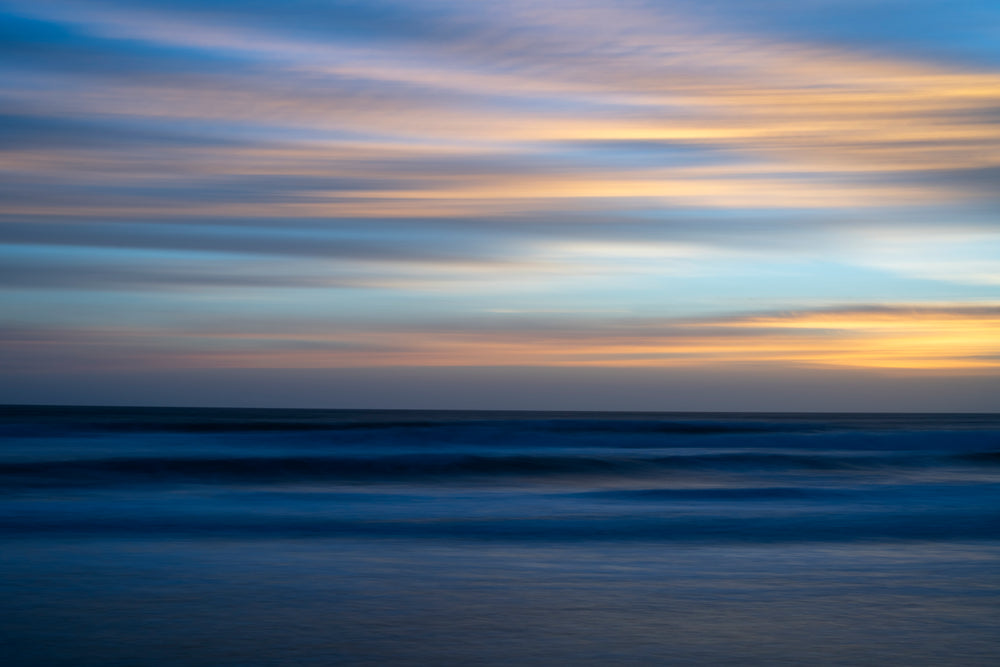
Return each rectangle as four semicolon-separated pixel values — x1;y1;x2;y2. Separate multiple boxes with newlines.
1;406;998;665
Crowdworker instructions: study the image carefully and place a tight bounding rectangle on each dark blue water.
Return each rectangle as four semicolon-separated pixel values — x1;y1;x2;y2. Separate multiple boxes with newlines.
2;406;999;665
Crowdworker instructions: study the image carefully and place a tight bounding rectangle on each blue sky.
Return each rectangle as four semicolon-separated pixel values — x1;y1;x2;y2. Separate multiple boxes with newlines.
1;0;998;410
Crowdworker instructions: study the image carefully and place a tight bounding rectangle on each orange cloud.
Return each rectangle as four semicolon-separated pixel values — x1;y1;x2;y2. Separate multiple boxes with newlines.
6;1;1000;224
117;305;998;373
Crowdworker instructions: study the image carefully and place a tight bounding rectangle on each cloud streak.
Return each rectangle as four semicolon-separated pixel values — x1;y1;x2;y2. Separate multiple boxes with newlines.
1;0;997;408
6;305;997;374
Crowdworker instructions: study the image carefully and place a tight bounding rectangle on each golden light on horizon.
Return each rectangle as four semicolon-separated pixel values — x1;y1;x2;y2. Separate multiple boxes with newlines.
64;306;990;373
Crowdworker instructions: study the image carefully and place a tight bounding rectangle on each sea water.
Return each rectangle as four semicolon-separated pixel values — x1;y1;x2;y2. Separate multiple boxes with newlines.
1;406;998;665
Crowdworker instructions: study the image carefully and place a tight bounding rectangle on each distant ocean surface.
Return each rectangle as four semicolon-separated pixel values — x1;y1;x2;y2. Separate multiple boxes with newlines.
2;405;999;665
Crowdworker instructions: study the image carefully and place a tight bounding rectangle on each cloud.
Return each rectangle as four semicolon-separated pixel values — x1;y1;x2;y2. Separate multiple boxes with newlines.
849;227;1000;286
6;363;999;412
6;304;997;374
0;220;525;268
0;112;245;153
635;0;1000;66
3;0;998;236
0;0;998;410
0;256;378;291
0;10;255;82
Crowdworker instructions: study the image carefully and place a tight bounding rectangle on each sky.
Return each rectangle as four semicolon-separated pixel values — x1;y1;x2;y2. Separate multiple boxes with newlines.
1;0;999;412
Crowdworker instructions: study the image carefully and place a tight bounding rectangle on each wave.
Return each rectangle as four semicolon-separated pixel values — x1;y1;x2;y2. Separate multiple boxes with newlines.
0;416;817;439
6;405;999;433
0;453;647;488
955;451;1000;464
2;449;995;489
583;487;838;501
2;509;996;543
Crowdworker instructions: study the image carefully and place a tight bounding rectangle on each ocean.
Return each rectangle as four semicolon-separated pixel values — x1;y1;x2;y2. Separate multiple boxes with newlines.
1;405;998;665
